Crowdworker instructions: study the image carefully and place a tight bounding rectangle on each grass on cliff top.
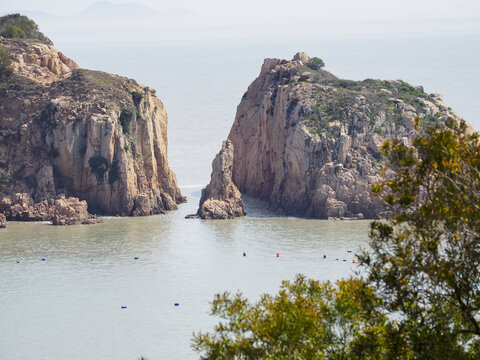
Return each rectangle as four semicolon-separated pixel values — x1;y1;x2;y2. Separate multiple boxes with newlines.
299;78;436;137
64;69;135;108
0;14;52;45
74;69;126;91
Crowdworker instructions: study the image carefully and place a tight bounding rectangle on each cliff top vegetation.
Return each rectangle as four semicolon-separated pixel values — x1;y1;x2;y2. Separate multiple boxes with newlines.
0;14;52;45
263;54;452;138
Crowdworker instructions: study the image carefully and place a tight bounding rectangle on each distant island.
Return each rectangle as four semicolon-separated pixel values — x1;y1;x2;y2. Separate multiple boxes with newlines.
0;14;184;227
197;52;467;220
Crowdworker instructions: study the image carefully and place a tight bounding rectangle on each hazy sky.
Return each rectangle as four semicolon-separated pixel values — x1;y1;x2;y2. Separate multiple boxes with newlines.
2;0;480;22
2;0;479;44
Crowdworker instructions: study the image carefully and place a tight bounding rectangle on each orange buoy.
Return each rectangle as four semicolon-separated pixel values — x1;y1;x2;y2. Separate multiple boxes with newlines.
352;258;356;263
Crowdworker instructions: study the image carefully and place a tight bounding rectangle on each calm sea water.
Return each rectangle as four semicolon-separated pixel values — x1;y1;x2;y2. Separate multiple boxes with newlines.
1;33;479;359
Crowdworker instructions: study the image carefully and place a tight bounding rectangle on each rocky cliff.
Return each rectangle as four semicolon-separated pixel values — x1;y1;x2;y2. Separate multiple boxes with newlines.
227;52;463;219
197;140;245;219
0;35;184;217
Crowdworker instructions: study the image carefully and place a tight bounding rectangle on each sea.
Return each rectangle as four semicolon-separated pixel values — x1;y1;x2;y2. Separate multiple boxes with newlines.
0;32;479;359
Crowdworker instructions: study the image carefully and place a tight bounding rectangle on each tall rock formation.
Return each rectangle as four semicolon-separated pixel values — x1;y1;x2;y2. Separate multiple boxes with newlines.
226;52;464;219
197;140;245;219
0;32;184;217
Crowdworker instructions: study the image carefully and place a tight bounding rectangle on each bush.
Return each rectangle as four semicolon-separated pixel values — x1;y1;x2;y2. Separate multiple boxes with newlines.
119;107;134;133
0;14;52;45
88;156;109;179
108;161;120;184
0;168;10;189
0;51;13;81
307;57;325;70
130;91;143;107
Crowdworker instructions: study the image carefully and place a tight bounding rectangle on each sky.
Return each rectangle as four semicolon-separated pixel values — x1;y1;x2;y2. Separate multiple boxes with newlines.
1;0;479;43
2;0;480;22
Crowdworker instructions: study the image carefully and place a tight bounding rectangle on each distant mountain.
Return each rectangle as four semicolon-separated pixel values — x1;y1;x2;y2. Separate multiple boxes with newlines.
14;2;195;26
71;1;162;20
161;8;196;18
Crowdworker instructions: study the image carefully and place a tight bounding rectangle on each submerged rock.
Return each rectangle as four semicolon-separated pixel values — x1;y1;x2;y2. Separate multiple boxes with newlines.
0;193;101;225
197;140;245;219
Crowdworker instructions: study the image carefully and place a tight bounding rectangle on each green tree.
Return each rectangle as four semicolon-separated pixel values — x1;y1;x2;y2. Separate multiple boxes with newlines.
193;275;410;359
0;14;52;45
364;119;480;358
308;57;325;70
193;119;480;359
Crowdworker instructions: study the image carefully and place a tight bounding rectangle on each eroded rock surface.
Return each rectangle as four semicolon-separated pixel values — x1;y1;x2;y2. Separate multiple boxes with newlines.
0;193;101;225
0;37;78;84
0;213;5;228
197;140;245;219
0;37;184;218
52;196;101;225
226;52;464;219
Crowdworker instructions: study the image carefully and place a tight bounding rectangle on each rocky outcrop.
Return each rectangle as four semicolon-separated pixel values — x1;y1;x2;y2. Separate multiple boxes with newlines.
0;193;101;225
0;36;78;84
51;196;101;225
197;140;245;219
226;52;464;219
0;36;184;217
0;213;5;228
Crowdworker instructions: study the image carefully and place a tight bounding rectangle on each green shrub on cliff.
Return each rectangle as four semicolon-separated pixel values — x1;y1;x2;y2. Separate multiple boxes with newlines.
120;107;134;134
307;57;325;70
130;91;143;107
0;167;10;189
0;14;52;45
88;156;109;179
0;50;13;81
108;161;120;184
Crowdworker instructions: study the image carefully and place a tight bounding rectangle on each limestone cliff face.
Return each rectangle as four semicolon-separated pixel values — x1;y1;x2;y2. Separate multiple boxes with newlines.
0;37;184;216
227;52;463;219
197;140;245;219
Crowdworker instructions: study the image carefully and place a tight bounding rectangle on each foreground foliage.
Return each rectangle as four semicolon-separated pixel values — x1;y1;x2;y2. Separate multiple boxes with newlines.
365;119;480;357
193;276;400;359
193;119;480;359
